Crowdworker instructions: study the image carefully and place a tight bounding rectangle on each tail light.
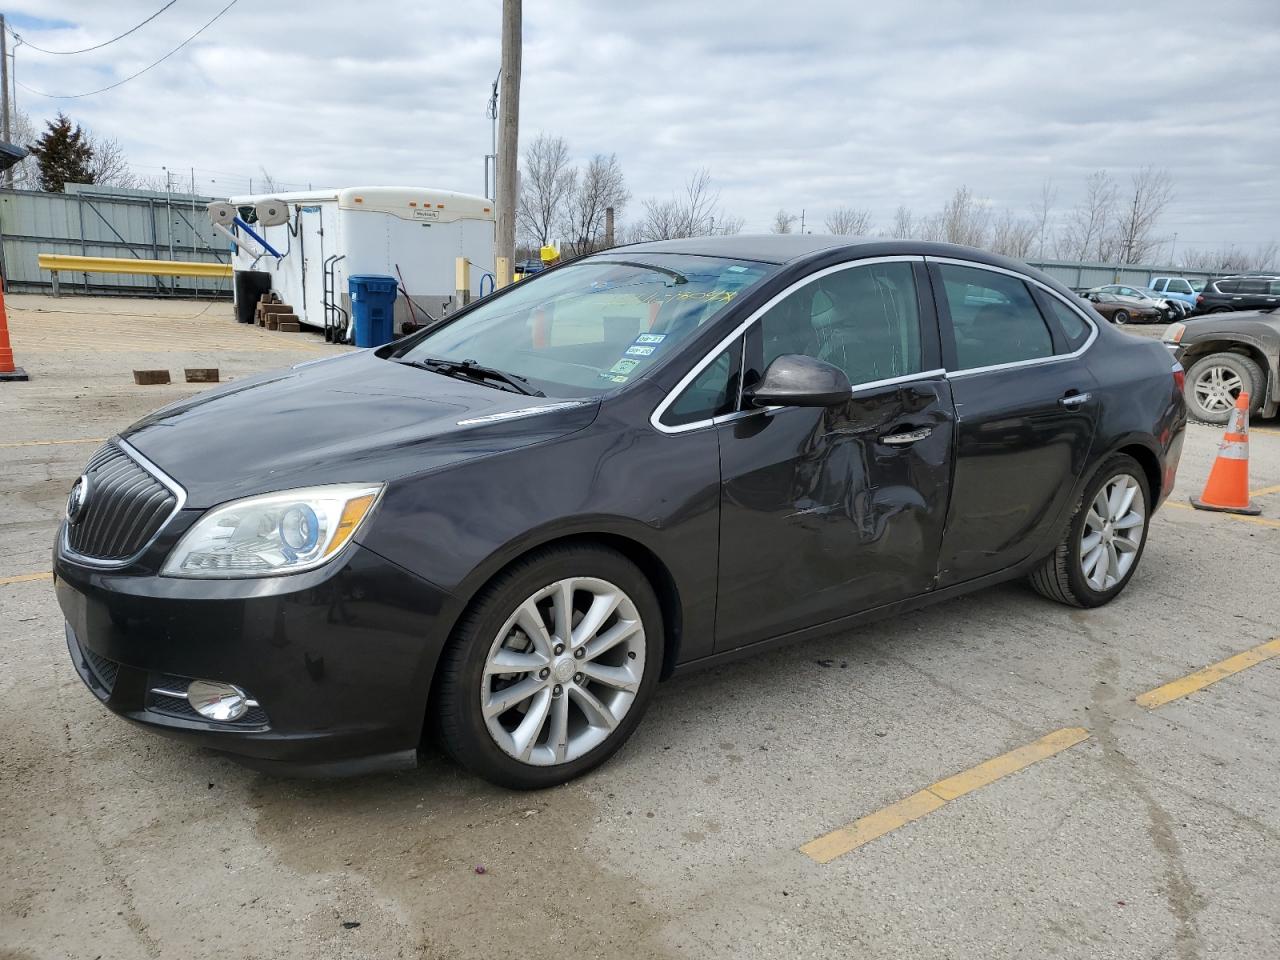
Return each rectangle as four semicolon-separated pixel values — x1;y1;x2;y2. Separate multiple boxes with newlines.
1172;362;1185;393
1164;322;1186;344
1196;294;1204;305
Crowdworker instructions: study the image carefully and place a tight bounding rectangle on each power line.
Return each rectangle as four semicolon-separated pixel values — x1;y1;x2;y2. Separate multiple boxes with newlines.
15;0;239;99
7;2;178;55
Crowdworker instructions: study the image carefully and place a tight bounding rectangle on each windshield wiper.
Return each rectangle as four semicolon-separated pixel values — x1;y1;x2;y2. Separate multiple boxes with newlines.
609;260;688;284
397;357;545;397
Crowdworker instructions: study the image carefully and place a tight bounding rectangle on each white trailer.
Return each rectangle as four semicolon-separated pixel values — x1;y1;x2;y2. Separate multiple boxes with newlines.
217;186;495;338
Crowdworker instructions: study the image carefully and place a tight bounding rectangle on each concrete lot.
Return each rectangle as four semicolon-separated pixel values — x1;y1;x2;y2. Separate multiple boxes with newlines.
2;296;1278;960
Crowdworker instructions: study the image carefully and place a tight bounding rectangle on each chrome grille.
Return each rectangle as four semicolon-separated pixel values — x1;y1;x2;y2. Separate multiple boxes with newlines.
65;441;179;563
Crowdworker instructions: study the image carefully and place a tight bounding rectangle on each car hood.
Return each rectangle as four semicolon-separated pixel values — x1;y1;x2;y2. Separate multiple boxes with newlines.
122;350;601;508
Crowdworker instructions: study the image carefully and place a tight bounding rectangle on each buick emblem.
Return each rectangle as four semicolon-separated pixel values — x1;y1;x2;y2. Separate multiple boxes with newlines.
66;475;90;525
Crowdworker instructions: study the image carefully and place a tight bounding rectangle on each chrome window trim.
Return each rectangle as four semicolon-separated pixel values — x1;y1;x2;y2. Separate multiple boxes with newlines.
650;256;926;435
927;256;1099;379
60;436;188;569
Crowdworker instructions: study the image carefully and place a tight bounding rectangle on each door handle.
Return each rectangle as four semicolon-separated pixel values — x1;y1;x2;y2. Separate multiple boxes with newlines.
879;426;932;446
1059;392;1092;407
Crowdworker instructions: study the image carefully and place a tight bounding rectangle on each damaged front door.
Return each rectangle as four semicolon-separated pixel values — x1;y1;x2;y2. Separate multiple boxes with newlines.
712;258;955;652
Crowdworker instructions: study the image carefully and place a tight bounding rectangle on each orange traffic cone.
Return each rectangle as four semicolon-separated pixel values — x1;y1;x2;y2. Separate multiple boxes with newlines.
0;278;30;383
1190;392;1260;515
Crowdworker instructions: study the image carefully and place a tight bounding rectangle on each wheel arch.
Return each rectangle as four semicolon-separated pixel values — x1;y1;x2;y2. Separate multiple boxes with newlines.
426;528;687;729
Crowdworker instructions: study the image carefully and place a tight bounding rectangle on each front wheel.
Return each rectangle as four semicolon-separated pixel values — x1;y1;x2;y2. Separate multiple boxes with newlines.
1029;454;1151;608
434;544;663;789
1112;310;1130;325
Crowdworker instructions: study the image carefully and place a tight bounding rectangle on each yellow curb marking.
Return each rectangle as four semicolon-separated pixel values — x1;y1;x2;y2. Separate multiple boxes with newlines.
0;437;107;449
1248;483;1280;498
1161;500;1280;528
0;571;53;586
800;727;1090;864
1136;637;1280;709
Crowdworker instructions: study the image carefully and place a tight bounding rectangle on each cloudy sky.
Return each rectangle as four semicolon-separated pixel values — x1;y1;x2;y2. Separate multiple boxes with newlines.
9;0;1280;255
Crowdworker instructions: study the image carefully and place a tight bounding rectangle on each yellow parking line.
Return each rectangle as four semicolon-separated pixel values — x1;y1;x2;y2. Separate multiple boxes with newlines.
1136;638;1280;709
1249;483;1280;498
1162;500;1280;528
0;571;53;586
800;727;1090;864
1253;426;1280;438
0;437;106;449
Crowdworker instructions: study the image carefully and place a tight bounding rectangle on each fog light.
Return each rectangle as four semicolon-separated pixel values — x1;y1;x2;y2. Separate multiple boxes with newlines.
187;680;250;721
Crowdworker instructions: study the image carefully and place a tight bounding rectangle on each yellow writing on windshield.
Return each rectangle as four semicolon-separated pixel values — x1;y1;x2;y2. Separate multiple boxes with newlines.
638;290;738;306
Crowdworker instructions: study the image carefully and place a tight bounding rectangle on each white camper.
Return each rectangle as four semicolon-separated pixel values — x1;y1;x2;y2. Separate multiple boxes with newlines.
213;186;495;339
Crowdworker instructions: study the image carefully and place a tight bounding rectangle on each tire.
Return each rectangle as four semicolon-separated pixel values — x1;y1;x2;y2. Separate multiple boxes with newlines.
1029;454;1151;608
1184;353;1265;424
1112;310;1129;325
434;544;663;789
1209;306;1232;313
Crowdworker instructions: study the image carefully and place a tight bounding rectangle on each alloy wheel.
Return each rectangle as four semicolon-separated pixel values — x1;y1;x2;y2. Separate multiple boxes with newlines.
1079;474;1145;591
480;577;646;766
1193;365;1243;414
1112;310;1129;325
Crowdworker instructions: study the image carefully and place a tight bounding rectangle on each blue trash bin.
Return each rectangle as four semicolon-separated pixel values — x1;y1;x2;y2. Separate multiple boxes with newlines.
348;274;399;348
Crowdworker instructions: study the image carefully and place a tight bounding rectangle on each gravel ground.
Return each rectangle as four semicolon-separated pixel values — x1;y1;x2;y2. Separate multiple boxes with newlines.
2;295;1278;960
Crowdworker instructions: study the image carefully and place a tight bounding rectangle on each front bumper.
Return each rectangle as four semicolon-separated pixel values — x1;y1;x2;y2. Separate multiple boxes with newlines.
55;540;454;776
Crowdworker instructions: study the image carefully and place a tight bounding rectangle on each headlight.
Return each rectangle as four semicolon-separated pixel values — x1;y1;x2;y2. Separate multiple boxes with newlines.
162;484;383;578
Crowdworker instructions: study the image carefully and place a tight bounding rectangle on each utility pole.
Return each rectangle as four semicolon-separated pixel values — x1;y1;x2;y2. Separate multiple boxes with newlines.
1;15;11;190
800;209;805;234
495;0;521;287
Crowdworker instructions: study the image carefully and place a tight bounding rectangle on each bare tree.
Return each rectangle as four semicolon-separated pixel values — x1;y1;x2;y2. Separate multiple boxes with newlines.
987;209;1037;258
562;153;629;256
940;185;989;247
771;209;797;234
916;212;946;242
1112;166;1174;264
85;134;136;188
635;168;741;240
825;206;873;236
1031;180;1056;259
7;107;40;189
890;205;915;239
1180;242;1280;274
1058;170;1118;262
517;133;576;248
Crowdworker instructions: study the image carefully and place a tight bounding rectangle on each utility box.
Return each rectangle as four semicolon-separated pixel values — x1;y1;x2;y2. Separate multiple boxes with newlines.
348;275;398;348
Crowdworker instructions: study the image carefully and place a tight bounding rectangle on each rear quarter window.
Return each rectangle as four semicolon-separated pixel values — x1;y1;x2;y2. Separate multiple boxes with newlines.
1039;295;1093;352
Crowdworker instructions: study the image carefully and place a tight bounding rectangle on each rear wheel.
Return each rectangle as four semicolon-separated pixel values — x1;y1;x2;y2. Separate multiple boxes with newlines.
435;544;663;789
1185;353;1264;424
1029;454;1151;608
1112;310;1130;325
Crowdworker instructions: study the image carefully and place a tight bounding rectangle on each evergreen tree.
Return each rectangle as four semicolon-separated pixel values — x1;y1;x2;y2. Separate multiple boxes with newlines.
28;113;95;193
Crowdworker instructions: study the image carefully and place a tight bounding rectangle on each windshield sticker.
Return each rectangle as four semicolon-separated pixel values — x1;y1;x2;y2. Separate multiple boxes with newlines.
639;289;738;306
624;345;656;357
598;372;630;384
609;358;641;375
634;333;666;344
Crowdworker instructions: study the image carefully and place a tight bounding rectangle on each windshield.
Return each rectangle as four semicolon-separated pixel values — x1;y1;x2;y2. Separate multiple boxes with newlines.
395;254;774;397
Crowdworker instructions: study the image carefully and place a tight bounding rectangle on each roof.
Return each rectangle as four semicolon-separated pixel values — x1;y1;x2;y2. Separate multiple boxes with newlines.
620;233;867;264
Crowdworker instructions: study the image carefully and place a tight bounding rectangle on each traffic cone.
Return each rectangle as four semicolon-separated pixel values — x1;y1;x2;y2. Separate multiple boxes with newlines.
0;277;29;383
1190;392;1260;515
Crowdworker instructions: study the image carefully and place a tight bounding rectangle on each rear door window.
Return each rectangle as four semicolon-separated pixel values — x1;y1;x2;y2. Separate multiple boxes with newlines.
1150;279;1167;292
937;263;1054;369
1237;280;1267;295
1038;295;1093;352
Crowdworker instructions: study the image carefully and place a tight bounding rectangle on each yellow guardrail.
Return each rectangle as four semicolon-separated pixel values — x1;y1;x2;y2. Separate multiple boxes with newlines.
37;253;232;295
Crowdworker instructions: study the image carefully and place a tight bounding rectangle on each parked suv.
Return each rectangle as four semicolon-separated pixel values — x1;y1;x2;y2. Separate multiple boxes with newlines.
1148;276;1200;309
1194;276;1280;314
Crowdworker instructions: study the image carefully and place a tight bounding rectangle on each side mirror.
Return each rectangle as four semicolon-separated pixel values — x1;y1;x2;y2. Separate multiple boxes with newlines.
744;354;851;408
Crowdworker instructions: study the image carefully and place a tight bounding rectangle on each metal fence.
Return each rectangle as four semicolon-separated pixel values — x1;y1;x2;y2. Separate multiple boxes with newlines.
1024;258;1216;291
0;183;232;297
